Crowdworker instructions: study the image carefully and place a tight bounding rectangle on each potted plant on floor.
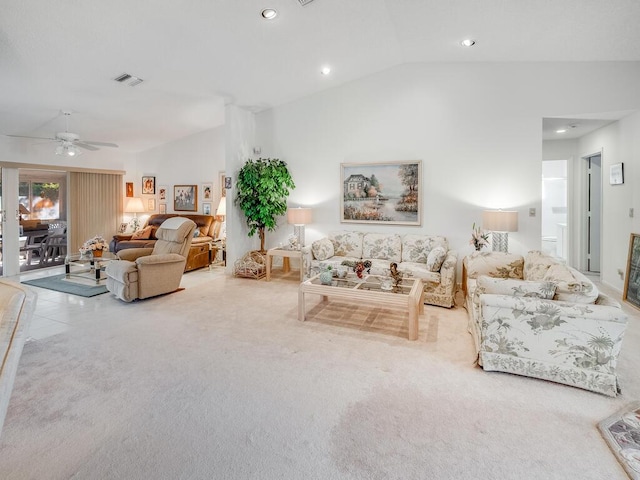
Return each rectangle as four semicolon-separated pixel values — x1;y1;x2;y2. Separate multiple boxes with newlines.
235;158;295;253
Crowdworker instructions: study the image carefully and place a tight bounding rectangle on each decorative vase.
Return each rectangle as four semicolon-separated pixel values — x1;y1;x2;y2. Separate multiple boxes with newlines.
93;249;103;258
319;268;333;285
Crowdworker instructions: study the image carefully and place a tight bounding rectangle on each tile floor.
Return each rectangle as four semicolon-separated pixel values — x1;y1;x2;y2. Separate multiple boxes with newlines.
16;264;228;341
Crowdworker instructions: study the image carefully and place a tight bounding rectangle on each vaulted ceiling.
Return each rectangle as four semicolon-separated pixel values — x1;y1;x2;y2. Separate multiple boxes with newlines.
1;0;639;152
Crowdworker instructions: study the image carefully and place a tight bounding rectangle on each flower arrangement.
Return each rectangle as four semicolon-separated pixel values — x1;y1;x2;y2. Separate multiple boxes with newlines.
470;223;489;251
80;235;109;255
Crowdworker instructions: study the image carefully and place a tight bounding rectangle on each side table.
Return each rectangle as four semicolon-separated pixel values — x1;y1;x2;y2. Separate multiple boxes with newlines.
266;247;303;282
210;240;226;267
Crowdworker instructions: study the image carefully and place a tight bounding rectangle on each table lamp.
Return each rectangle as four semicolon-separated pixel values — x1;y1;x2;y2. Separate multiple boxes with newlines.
125;197;145;231
482;210;518;253
287;207;312;249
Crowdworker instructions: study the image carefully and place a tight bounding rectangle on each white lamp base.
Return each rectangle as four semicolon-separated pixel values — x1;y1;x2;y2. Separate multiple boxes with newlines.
491;232;509;253
293;225;305;249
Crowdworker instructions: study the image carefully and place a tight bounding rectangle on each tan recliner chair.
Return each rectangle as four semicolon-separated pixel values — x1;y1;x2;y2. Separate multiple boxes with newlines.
106;217;196;302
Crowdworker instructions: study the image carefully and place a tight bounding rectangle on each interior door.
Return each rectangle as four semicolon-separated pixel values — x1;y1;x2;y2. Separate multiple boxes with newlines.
1;168;21;277
587;154;601;273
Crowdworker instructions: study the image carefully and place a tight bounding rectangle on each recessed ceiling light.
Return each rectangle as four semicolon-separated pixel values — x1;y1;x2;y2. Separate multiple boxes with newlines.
460;39;476;47
556;129;567;134
261;8;277;19
321;66;331;75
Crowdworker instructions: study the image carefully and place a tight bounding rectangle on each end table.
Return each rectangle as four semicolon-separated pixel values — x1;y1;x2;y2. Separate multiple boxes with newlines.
266;247;303;282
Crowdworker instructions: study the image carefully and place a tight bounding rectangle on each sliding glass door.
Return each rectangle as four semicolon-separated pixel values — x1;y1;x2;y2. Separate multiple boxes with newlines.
0;168;68;276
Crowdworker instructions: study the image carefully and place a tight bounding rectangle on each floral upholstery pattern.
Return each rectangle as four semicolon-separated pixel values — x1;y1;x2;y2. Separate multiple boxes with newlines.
311;238;334;261
363;233;402;262
401;235;448;263
475;276;556;299
463;250;628;396
480;294;627;396
302;231;457;308
543;264;599;304
423;254;458;308
466;251;524;280
523;250;560;281
329;231;363;258
426;246;447;272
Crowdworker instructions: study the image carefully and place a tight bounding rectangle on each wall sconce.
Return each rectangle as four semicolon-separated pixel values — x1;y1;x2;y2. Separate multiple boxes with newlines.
287;207;312;249
125;197;146;231
482;210;518;253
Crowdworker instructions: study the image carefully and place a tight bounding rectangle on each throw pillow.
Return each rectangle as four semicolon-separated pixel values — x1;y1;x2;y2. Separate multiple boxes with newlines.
426;246;447;272
476;275;557;299
543;264;599;304
312;238;334;261
523;250;561;281
193;230;200;237
131;226;152;240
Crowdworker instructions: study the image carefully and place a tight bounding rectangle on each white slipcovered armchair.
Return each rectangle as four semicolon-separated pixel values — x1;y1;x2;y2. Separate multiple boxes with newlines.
106;217;196;302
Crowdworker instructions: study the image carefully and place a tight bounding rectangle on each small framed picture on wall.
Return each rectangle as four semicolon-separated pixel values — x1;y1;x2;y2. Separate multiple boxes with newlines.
159;203;167;214
148;198;156;211
202;183;213;200
158;185;167;201
203;203;211;215
126;182;134;197
610;163;624;185
142;176;156;194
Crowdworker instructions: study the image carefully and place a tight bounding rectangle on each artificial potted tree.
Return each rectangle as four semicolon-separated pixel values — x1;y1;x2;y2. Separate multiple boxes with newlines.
235;158;295;253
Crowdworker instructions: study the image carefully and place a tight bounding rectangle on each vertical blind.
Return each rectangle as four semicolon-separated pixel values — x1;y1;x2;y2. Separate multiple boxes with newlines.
69;172;123;252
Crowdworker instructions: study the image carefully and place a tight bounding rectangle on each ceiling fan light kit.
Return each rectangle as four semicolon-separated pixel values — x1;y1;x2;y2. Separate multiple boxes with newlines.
4;111;119;156
55;143;80;157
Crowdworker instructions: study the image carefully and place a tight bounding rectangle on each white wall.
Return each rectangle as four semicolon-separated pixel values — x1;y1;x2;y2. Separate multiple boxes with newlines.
225;105;256;270
252;62;640;273
543;139;579;162
135;126;225;225
576;111;640;291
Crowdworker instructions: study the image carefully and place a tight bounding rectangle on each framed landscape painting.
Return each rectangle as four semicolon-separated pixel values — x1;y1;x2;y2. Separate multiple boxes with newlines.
340;161;421;225
174;185;197;212
623;233;640;310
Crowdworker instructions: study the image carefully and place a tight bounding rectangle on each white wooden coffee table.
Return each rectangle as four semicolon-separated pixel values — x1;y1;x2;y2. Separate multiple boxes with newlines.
298;273;424;340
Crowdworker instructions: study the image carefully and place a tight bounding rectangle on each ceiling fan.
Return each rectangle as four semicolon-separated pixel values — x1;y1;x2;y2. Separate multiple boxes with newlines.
5;111;119;157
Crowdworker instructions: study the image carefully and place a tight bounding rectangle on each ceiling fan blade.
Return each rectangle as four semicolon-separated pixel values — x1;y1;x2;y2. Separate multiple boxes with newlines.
80;140;119;148
75;142;100;151
4;134;57;141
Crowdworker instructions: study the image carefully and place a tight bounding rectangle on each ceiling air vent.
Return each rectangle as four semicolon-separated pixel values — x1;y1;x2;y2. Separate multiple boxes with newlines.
113;73;144;87
297;0;316;5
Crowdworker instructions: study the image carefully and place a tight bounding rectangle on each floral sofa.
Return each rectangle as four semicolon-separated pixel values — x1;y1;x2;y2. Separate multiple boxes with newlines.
301;231;457;308
463;250;628;396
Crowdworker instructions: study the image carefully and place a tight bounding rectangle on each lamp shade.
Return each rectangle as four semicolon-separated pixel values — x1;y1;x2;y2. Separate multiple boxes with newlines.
287;207;311;225
216;197;226;216
124;197;145;214
287;207;312;225
482;210;518;232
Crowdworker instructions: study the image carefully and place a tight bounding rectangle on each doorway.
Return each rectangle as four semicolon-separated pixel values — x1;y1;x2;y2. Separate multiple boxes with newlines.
584;153;601;273
541;160;568;261
0;168;68;276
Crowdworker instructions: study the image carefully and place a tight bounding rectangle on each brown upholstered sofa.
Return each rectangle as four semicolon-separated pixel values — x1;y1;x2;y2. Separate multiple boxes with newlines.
110;214;221;272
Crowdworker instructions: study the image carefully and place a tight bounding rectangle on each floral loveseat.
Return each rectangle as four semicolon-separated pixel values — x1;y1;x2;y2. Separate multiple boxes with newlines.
463;250;628;396
301;231;457;308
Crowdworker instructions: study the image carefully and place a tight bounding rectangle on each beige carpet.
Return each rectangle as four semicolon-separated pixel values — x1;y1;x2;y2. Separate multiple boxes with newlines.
0;273;638;479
